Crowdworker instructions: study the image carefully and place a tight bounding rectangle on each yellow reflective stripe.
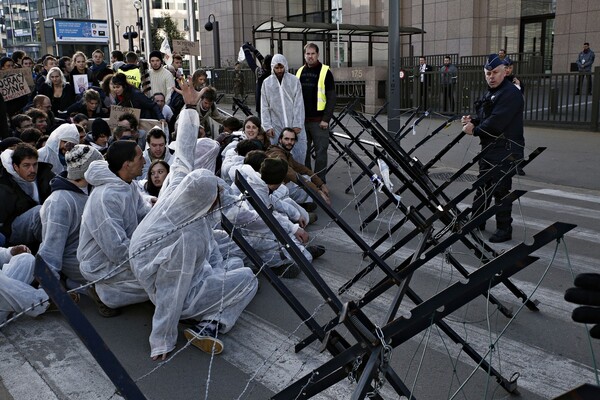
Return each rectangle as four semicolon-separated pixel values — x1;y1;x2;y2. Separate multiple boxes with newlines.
316;65;329;111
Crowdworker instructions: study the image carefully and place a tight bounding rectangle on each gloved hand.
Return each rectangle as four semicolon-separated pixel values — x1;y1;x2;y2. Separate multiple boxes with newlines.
565;273;600;339
242;42;254;51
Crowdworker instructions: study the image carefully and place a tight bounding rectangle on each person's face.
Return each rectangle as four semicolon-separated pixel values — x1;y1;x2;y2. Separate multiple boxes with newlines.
86;99;99;112
127;146;145;179
153;95;165;108
273;63;285;79
419;58;425;65
35;117;48;133
2;60;14;69
150;57;162;70
111;84;124;96
64;59;73;72
117;119;132;129
59;140;75;154
17;119;33;132
45;58;57;70
172;58;182;69
77;126;87;142
444;57;451;65
584;44;590;51
505;64;513;76
498;50;506;58
244;120;259;139
200;98;213;110
304;47;319;67
279;130;296;151
13;156;38;182
74;56;86;72
485;65;505;89
150;163;168;187
92;52;103;65
41;98;52;112
49;71;62;85
110;55;117;64
149;136;166;158
95;133;108;146
22;59;33;69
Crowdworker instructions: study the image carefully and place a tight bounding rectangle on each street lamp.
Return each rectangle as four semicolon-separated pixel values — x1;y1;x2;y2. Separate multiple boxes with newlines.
133;0;143;53
123;25;138;53
115;19;121;49
204;14;221;69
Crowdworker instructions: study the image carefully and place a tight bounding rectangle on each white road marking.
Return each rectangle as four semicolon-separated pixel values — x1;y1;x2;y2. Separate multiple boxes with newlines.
531;189;600;204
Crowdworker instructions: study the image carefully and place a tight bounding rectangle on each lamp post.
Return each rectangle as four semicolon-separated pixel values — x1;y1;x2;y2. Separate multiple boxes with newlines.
204;14;221;68
133;0;143;53
115;19;121;49
124;25;138;53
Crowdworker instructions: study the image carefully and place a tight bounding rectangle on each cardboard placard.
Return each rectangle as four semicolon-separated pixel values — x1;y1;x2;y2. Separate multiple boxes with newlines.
108;105;141;128
0;67;35;88
72;75;89;95
0;70;31;101
173;39;201;56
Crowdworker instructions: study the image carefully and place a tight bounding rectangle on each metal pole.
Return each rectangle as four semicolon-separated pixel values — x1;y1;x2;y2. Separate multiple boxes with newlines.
186;0;197;71
36;0;47;56
142;0;152;55
105;0;117;51
388;0;401;136
213;19;221;68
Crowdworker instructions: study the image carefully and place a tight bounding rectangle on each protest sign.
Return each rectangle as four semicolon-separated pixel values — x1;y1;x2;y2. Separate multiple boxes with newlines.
73;75;89;95
0;70;31;101
108;105;141;128
173;39;200;56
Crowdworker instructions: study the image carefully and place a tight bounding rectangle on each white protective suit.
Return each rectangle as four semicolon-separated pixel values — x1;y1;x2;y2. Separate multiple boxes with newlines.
194;138;220;171
221;164;313;267
77;160;150;308
38;173;88;283
129;109;258;358
38;124;80;175
260;54;307;164
0;248;48;323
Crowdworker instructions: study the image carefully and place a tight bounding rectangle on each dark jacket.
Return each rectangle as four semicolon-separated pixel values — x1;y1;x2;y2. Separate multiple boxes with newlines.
0;161;54;238
116;87;165;120
472;78;524;162
38;83;77;115
65;100;108;119
265;144;324;192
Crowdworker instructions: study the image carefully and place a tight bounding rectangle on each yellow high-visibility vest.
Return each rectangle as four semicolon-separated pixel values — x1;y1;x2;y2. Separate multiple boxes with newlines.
117;68;142;88
296;64;329;111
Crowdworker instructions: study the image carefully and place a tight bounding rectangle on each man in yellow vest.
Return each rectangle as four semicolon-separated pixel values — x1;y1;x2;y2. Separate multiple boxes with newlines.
117;52;142;89
296;43;336;182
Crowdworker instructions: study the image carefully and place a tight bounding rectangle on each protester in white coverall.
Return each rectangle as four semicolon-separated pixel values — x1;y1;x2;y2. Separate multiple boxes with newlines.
37;123;80;175
129;81;258;360
0;245;49;323
77;141;150;313
260;54;307;164
39;145;104;284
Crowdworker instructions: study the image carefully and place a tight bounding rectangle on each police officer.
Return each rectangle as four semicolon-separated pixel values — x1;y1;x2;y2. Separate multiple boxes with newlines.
461;54;524;243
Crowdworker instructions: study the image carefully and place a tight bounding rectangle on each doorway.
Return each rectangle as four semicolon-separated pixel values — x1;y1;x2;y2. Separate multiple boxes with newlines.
520;14;554;73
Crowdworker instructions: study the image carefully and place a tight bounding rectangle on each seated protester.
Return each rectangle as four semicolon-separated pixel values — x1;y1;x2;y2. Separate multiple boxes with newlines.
10;114;33;138
266;128;330;207
112;125;135;142
221;116;244;135
140;127;172;179
116;113;147;149
74;123;86;144
143;160;169;197
0;137;23;153
191;68;208;90
85;118;111;154
0;245;50;324
65;89;108;119
77;140;150;317
37;123;79;175
193;137;221;173
194;86;226;139
38;67;76;116
58;56;73;83
129;96;258;360
110;73;165;122
35;135;49;149
26;108;49;135
71;114;89;136
221;139;263;185
68;52;94;93
30;95;62;132
89;49;113;86
38;145;104;285
153;92;173;122
0;144;54;248
19;127;42;147
100;74;114;110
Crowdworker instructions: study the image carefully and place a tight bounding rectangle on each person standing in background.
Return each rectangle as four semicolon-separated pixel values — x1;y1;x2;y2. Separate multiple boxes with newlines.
576;42;595;95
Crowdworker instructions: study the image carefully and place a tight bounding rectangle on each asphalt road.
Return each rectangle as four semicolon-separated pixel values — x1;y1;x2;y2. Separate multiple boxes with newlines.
1;113;599;400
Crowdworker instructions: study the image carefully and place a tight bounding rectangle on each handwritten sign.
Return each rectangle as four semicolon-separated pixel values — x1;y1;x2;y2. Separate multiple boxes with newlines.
0;71;31;101
0;67;34;88
173;39;200;56
108;105;141;128
72;74;89;95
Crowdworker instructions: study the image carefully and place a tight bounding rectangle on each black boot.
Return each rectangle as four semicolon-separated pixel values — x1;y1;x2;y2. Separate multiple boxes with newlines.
489;227;512;243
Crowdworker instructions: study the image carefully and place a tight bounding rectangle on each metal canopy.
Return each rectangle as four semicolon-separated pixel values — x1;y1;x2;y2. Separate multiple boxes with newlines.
253;19;424;37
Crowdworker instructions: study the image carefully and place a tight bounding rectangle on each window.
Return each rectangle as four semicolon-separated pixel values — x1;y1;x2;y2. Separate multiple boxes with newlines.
287;0;340;24
152;0;162;9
